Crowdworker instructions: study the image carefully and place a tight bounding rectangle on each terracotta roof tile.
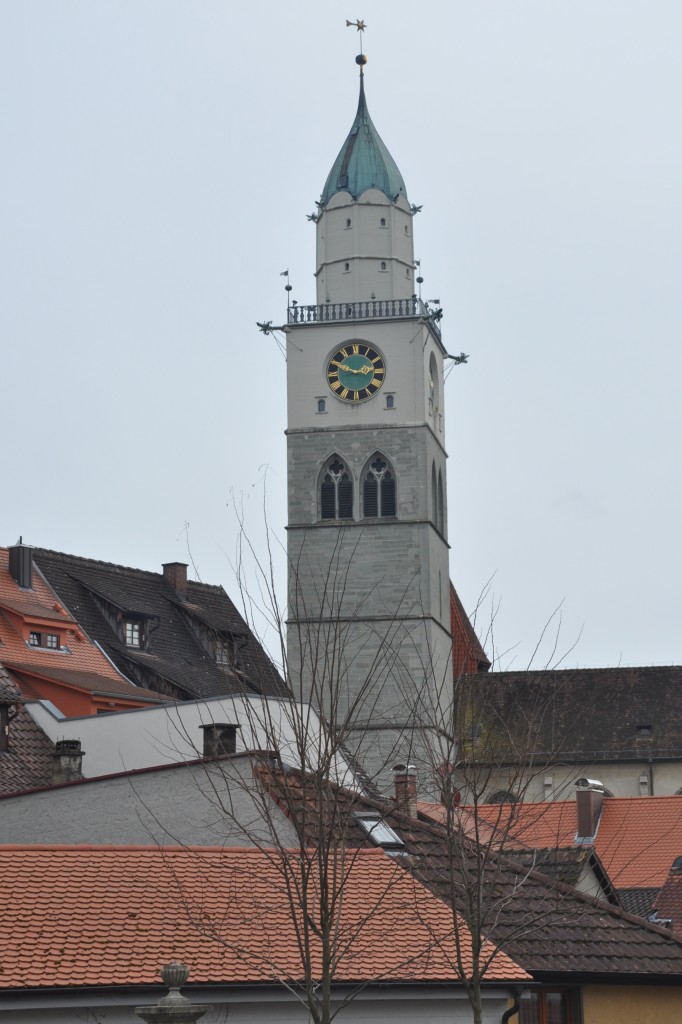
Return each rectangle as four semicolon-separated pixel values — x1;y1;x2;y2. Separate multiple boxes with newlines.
0;845;528;990
260;767;682;979
419;796;682;893
0;549;155;704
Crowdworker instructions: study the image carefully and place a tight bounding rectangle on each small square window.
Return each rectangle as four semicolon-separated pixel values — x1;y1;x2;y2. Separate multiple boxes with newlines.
125;621;141;647
45;634;59;650
29;632;40;647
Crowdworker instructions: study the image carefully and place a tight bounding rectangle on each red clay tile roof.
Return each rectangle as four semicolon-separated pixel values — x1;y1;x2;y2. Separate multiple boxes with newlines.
419;796;682;892
0;845;528;990
261;767;682;979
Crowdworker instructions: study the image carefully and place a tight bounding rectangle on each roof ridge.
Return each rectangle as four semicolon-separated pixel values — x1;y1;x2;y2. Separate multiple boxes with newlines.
0;843;388;856
33;548;225;592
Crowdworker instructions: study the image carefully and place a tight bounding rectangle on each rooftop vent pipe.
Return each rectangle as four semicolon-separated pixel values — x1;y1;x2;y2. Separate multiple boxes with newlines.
575;778;604;840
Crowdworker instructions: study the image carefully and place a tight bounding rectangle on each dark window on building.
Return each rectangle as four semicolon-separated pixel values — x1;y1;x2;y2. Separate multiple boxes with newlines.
519;990;573;1024
29;632;40;646
45;634;59;650
386;394;394;409
363;455;396;518
320;457;353;520
317;398;326;413
380;261;387;271
345;218;351;228
344;262;350;272
125;621;141;647
380;217;386;227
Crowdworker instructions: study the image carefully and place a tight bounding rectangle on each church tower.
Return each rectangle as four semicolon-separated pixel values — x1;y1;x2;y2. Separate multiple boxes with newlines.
286;53;452;785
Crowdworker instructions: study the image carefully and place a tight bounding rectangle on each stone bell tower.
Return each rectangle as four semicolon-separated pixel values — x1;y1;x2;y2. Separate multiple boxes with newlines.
285;53;452;786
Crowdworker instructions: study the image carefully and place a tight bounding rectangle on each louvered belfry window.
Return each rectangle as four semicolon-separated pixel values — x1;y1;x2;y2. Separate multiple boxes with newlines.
321;457;353;520
363;455;396;518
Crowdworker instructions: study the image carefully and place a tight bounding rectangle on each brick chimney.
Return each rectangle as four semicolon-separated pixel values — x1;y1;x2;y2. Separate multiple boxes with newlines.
393;763;418;819
162;562;188;597
575;778;604;840
52;739;84;784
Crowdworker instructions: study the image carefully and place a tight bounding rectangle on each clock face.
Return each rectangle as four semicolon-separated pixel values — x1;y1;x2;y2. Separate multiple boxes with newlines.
326;344;386;403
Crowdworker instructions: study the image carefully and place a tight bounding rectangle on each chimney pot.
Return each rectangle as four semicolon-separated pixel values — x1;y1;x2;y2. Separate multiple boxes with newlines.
393;763;418;819
52;738;84;784
163;562;188;597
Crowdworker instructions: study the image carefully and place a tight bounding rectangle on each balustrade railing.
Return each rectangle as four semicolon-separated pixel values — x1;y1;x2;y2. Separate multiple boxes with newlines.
287;297;441;337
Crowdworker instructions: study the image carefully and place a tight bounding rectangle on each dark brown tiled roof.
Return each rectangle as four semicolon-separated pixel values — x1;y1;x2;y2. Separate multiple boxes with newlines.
653;869;682;938
619;887;659;918
261;765;682;981
0;667;53;795
461;665;682;760
32;549;285;702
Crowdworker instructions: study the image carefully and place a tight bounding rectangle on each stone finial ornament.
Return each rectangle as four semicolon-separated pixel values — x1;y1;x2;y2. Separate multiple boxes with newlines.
135;962;212;1023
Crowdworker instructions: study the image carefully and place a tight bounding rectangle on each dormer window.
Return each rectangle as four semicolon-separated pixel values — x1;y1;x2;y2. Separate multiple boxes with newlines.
125;621;142;647
28;631;60;650
215;638;234;666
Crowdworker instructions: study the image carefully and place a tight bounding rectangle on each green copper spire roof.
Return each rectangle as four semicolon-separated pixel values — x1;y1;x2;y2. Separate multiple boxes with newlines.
320;73;407;206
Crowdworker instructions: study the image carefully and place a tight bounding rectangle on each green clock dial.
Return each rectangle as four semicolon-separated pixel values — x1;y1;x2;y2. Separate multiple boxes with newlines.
326;344;386;403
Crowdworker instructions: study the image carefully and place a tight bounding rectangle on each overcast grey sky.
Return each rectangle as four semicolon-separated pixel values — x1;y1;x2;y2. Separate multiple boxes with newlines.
2;1;681;670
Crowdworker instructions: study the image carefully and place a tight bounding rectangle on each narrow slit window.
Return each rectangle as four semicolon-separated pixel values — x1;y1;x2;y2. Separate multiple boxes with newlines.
317;399;326;413
380;261;387;271
386;394;395;409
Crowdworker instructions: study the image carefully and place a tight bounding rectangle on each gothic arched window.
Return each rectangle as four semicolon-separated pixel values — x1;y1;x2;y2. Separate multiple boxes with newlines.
320;456;353;520
431;462;438;526
363;454;396;518
437;469;445;534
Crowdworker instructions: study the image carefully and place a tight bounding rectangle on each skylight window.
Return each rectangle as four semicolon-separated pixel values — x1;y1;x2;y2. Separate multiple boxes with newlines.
355;815;404;849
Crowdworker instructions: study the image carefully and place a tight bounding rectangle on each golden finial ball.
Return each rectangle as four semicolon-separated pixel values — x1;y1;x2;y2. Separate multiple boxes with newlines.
355;54;368;67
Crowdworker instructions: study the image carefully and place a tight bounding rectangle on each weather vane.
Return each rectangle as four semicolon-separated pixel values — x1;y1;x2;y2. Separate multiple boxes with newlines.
346;18;367;64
